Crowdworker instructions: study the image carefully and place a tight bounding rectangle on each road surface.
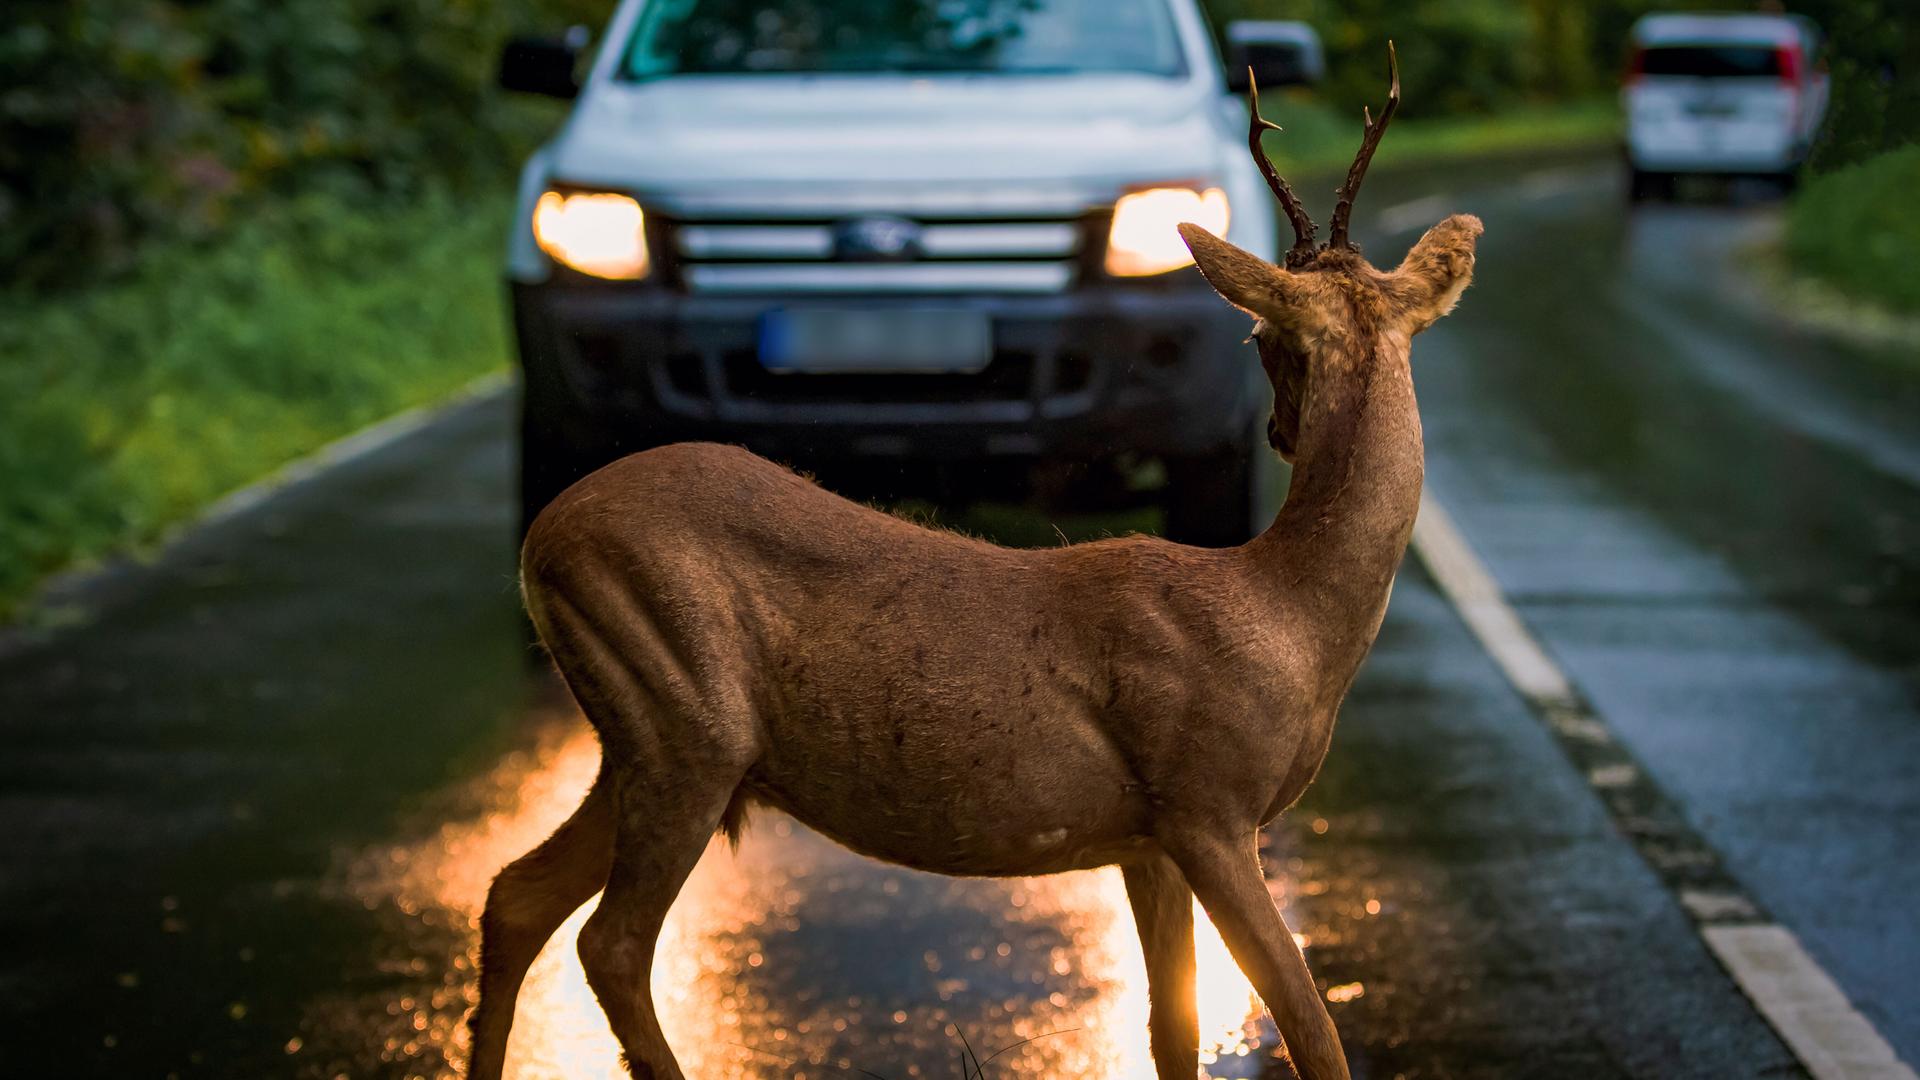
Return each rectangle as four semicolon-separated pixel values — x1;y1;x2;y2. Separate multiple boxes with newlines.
2;150;1915;1079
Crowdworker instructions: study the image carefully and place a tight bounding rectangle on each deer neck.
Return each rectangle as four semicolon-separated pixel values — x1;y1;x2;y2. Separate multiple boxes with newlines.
1249;329;1423;676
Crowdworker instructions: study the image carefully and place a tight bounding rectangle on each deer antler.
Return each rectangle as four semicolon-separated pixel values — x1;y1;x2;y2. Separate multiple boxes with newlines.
1326;40;1401;253
1246;68;1318;268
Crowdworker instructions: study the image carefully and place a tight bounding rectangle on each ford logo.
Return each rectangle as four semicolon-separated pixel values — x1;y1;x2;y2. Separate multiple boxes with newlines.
833;216;922;262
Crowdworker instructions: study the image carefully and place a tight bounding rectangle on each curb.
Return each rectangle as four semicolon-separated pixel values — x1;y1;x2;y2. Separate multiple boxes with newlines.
3;370;513;642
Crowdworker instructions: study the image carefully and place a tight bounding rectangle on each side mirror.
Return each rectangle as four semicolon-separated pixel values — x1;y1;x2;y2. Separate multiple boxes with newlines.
499;30;587;99
1222;21;1325;92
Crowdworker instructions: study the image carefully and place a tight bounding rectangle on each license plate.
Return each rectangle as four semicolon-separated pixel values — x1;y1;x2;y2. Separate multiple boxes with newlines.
758;308;992;374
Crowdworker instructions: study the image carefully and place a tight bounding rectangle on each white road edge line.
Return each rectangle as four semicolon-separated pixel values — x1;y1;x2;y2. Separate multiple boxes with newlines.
1410;490;1916;1080
1516;165;1596;199
1704;926;1916;1080
1374;194;1454;238
1375;165;1608;241
196;370;511;527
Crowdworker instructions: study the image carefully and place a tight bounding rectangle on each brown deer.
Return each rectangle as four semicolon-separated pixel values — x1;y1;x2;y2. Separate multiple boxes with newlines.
467;44;1480;1080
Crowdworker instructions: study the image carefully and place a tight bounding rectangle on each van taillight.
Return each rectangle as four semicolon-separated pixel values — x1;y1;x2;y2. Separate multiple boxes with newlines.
1624;46;1646;86
1776;44;1803;84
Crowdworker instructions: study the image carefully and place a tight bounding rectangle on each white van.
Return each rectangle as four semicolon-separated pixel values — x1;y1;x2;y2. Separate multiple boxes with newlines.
1623;13;1828;199
497;1;1324;545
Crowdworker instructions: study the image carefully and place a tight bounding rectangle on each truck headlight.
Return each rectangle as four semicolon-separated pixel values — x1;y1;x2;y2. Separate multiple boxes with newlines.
533;190;651;280
1105;187;1231;277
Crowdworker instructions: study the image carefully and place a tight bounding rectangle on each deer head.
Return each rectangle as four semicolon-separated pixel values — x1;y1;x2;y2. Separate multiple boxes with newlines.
1179;43;1482;461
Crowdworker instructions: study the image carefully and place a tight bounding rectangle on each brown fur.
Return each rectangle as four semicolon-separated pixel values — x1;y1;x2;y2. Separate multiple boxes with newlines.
460;206;1479;1080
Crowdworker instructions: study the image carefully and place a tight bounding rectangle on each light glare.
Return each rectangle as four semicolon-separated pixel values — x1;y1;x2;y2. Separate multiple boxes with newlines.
1106;187;1231;277
533;191;650;280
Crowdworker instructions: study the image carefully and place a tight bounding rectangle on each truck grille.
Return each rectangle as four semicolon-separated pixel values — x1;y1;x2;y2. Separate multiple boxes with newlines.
664;216;1091;295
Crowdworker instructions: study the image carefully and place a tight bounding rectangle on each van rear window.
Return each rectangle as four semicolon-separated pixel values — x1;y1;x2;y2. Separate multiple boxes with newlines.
1639;45;1784;78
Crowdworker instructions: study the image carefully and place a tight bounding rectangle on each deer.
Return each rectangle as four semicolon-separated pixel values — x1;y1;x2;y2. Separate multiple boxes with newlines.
465;43;1480;1080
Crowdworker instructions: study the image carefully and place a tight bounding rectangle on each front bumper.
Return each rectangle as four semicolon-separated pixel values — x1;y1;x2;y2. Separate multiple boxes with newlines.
513;277;1263;465
1626;130;1801;174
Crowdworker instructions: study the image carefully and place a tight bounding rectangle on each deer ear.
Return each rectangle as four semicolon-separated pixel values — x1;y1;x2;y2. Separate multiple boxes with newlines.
1389;213;1483;334
1178;223;1307;326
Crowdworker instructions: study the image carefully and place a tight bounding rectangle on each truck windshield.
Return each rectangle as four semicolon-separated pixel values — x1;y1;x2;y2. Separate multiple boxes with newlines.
1639;45;1785;78
621;0;1187;79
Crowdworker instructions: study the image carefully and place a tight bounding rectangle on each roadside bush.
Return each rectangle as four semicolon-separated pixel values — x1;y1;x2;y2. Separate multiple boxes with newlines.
0;0;591;290
0;193;511;614
1791;0;1920;172
1784;144;1920;315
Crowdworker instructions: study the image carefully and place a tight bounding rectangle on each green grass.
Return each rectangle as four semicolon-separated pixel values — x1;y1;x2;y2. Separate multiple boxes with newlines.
0;192;512;616
1785;144;1920;316
1261;95;1619;175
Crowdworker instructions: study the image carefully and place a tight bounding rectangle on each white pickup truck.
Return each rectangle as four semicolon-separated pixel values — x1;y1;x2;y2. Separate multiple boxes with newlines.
498;0;1323;545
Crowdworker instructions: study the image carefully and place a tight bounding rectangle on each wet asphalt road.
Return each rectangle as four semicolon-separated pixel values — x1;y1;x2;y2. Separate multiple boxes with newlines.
3;150;1916;1078
1385;155;1920;1066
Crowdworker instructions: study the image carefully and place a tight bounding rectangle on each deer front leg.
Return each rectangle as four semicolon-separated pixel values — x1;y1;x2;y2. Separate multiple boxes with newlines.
1122;853;1200;1080
1163;830;1348;1080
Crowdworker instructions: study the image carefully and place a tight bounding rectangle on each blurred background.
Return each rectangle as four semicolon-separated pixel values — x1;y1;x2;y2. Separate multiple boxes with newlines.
0;0;1913;599
2;1;1918;1078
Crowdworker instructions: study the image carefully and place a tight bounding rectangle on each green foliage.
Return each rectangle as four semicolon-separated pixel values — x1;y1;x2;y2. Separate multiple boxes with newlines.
1785;144;1920;313
0;0;596;289
0;193;512;614
1789;0;1920;172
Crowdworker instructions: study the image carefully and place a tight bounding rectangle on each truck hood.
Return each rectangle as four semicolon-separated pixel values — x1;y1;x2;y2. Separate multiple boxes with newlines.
548;74;1225;205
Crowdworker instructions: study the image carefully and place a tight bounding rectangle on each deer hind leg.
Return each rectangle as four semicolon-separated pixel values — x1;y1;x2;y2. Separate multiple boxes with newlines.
1165;830;1349;1080
1122;853;1200;1080
516;584;755;1076
577;759;744;1080
467;764;616;1080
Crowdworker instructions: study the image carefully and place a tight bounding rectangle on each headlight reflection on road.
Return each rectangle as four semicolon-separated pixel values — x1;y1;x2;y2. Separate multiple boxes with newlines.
359;720;1272;1078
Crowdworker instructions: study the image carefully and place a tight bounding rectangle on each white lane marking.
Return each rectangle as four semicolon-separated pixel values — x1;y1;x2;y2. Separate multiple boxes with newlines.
1375;165;1610;241
1374;194;1454;238
1679;889;1761;923
1410;495;1575;705
1411;488;1917;1080
1704;926;1916;1080
1375;163;1611;239
1517;165;1598;200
